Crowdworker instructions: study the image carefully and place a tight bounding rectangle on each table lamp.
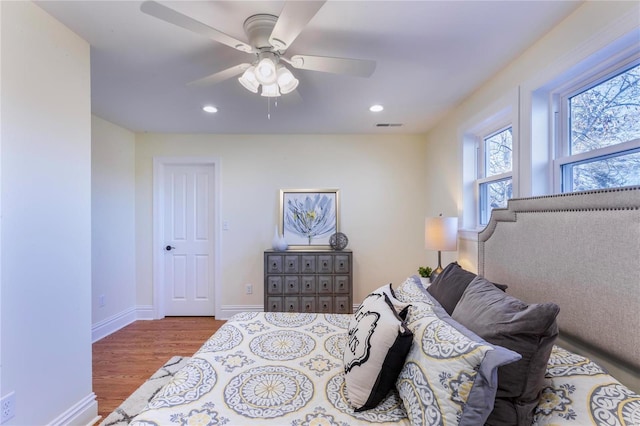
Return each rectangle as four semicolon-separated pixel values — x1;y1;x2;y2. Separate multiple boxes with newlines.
425;214;458;275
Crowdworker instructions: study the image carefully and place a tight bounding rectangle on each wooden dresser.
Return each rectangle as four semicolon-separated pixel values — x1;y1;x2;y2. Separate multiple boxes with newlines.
264;250;353;314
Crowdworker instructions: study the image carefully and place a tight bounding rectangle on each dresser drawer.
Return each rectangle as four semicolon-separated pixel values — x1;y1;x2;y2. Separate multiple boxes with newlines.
334;255;350;273
334;275;350;293
266;255;283;273
334;296;350;314
301;296;316;313
284;297;299;313
267;276;283;294
301;276;316;294
318;255;333;273
301;255;316;273
318;275;332;293
318;296;333;313
284;255;300;274
266;297;283;312
284;276;300;294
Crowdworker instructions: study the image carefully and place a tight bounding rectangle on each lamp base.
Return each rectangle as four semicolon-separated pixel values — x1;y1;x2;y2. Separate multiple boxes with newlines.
430;251;445;281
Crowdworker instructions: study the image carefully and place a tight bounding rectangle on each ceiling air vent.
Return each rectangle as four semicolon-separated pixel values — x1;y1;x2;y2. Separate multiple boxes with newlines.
376;123;403;127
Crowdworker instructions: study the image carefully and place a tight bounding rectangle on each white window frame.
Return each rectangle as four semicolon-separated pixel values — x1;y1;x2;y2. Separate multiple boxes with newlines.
476;125;514;226
460;91;518;233
552;53;640;193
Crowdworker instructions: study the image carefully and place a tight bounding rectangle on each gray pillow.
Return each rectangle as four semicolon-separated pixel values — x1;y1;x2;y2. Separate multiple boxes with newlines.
452;276;560;425
427;262;477;314
397;292;521;426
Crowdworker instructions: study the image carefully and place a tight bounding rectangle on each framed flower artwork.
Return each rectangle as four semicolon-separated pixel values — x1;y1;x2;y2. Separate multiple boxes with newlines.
279;189;339;249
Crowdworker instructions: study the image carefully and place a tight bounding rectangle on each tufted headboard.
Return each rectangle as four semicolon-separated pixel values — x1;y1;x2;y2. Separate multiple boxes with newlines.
478;186;640;392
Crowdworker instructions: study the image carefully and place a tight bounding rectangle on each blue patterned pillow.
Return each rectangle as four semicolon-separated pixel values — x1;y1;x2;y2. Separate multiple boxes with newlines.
396;298;521;425
394;275;434;305
343;287;413;411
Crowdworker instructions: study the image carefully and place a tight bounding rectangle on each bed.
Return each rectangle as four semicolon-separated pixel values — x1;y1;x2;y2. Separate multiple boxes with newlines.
130;186;640;426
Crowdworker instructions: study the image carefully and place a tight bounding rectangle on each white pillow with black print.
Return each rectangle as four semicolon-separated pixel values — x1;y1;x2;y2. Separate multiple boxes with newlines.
343;287;413;411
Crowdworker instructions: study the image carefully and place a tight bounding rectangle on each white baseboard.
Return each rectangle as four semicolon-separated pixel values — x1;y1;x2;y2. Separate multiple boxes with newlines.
47;392;98;426
91;307;137;343
135;304;155;320
218;304;263;320
91;305;156;342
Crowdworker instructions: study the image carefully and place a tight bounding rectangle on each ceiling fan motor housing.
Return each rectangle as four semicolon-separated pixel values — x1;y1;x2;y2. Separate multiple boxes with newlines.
243;14;279;50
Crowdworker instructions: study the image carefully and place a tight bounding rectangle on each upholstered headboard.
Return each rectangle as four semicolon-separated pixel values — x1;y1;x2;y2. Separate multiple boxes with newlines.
478;186;640;392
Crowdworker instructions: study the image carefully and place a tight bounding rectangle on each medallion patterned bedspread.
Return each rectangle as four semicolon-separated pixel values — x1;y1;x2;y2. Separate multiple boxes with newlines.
130;311;638;425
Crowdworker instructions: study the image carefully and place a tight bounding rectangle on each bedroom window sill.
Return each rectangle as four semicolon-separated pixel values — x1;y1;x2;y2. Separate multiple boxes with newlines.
459;228;481;241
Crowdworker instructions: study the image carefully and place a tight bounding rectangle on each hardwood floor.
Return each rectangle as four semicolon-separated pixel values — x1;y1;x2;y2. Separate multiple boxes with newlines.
92;316;225;418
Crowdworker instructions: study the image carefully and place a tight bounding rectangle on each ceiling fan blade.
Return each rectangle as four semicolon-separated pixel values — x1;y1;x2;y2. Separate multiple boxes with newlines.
188;63;251;87
268;1;326;51
140;1;254;53
287;55;376;77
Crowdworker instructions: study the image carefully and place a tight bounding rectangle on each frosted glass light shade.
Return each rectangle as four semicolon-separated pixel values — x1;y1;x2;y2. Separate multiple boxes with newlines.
255;57;277;85
277;66;299;94
261;83;281;97
425;216;458;251
238;66;259;93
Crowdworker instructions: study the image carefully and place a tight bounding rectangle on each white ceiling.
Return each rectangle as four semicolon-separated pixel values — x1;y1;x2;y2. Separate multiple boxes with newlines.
36;0;582;134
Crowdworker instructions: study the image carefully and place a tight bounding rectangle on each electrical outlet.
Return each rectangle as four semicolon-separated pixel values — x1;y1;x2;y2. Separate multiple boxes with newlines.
99;294;105;307
1;391;16;424
245;284;253;294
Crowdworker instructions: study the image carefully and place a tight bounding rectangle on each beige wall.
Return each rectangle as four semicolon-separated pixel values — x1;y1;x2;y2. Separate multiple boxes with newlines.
1;2;96;423
135;133;430;314
424;1;640;272
91;116;136;333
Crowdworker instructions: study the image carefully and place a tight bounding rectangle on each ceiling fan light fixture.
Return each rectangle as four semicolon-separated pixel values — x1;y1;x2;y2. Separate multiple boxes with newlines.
238;66;259;93
261;83;281;97
277;66;298;94
255;57;277;85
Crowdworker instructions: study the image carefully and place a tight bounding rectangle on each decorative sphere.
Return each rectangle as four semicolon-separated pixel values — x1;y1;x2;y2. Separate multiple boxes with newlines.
329;232;348;250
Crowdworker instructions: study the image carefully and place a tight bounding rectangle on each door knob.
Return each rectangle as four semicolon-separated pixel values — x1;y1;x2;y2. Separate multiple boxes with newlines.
165;245;175;251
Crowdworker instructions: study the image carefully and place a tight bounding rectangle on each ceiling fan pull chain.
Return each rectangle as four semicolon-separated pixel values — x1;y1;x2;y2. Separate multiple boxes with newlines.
267;97;271;120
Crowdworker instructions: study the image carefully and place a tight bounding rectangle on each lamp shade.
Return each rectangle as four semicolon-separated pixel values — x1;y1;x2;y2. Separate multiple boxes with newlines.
255;57;277;85
277;66;299;94
260;82;281;97
238;66;259;93
425;216;458;251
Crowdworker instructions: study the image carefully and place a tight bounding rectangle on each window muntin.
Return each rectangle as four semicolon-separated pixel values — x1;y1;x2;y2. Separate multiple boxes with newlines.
479;177;513;226
484;127;513;177
559;62;640;192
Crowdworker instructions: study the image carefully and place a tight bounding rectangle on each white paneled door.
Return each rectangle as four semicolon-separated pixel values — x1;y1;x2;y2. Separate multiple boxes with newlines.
163;164;215;316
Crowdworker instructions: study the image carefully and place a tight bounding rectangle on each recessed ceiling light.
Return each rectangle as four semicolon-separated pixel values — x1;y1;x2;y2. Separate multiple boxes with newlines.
203;105;218;113
369;104;384;112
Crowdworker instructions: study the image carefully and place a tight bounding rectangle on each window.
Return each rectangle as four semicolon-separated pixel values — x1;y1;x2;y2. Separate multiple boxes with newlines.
477;126;513;225
556;62;640;192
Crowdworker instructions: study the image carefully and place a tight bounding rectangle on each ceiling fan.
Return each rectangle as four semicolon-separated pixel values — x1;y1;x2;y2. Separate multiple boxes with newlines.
140;1;376;97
